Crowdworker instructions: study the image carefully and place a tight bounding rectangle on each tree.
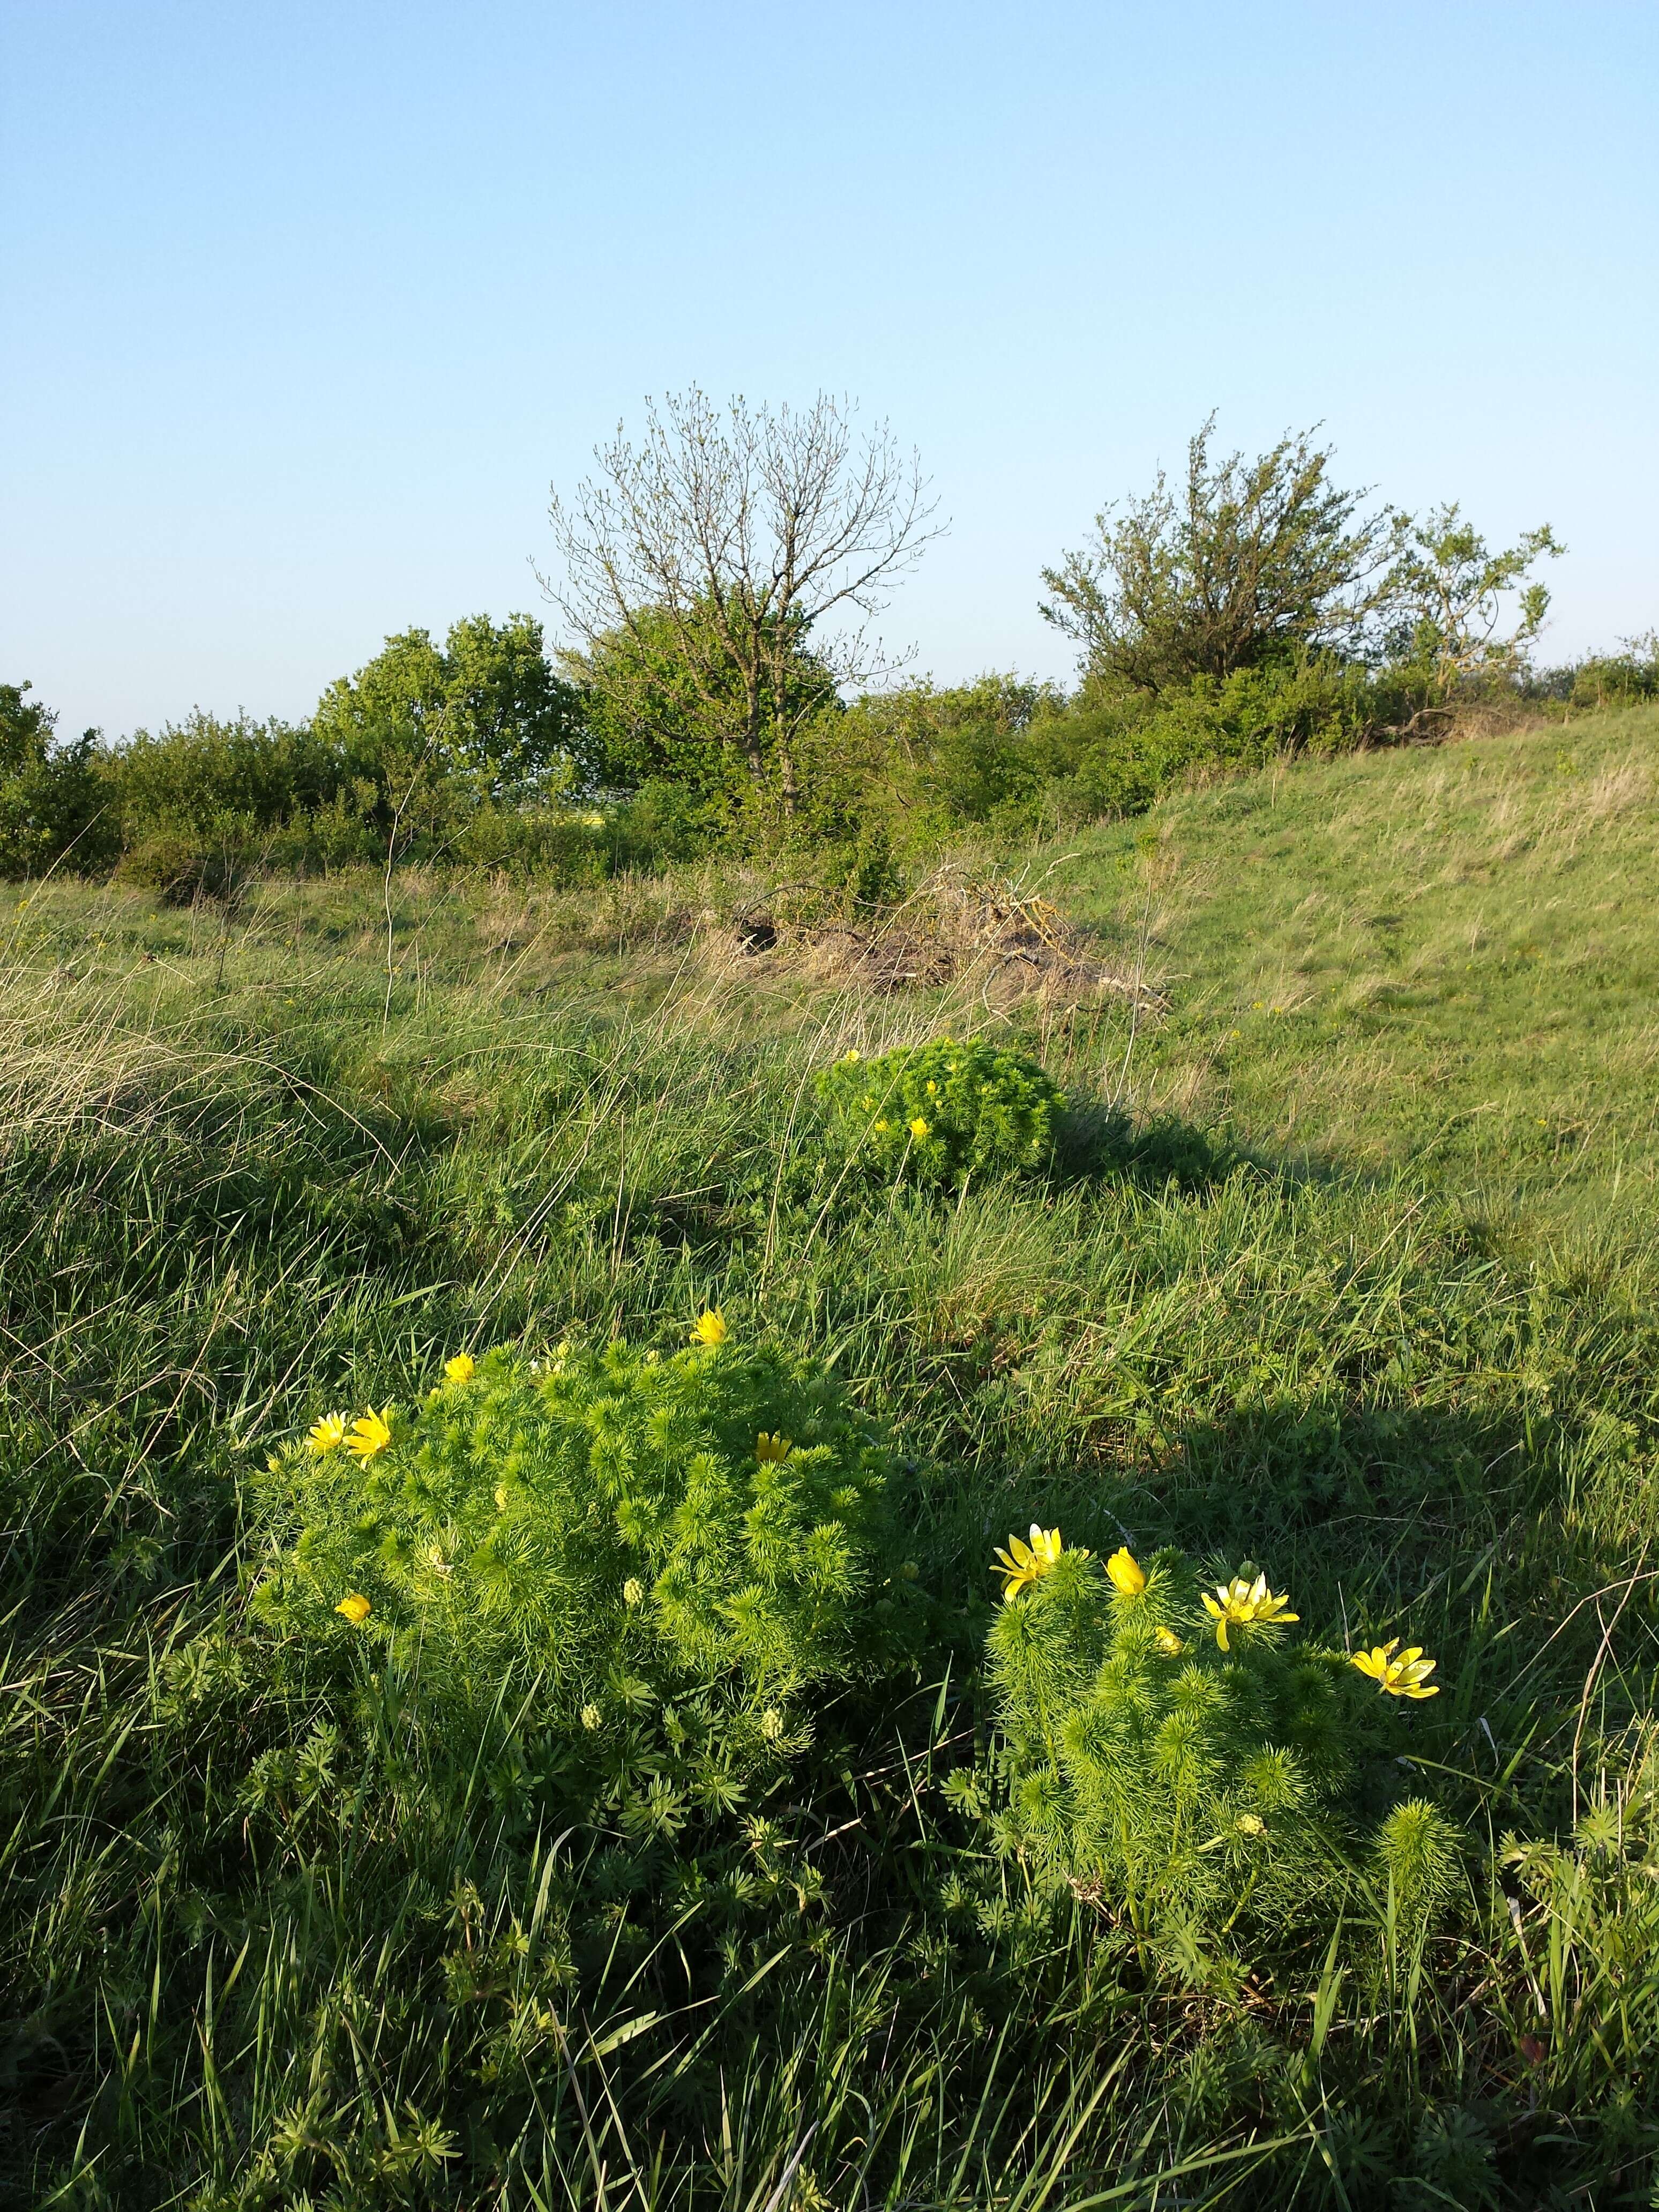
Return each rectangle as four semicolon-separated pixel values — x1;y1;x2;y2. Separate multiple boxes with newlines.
0;679;55;778
1378;507;1563;696
311;613;580;802
0;681;118;878
1040;417;1403;694
566;602;839;803
543;389;941;815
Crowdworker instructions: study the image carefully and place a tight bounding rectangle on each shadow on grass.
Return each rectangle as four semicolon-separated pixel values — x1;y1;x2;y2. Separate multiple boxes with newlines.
1056;1101;1403;1200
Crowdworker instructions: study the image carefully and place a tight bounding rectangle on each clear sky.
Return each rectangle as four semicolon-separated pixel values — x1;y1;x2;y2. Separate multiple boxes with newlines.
3;0;1655;741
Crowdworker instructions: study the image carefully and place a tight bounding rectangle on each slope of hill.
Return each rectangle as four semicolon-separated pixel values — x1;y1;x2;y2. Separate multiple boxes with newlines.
1051;700;1659;1239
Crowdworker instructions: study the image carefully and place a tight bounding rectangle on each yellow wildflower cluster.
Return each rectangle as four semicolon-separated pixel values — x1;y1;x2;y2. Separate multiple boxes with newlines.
989;1529;1442;1694
310;1350;479;1469
307;1408;394;1460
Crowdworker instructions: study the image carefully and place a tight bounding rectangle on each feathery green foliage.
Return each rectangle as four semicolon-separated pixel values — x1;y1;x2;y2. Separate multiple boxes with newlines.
974;1538;1458;1960
255;1333;914;1743
817;1035;1063;1184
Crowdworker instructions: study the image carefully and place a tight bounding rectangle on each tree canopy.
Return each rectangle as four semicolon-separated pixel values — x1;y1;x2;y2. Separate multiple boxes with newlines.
311;613;580;801
1040;418;1403;694
544;389;940;813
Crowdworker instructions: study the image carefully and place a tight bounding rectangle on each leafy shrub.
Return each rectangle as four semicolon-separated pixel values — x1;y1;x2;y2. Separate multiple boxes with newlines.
253;1328;916;1770
1563;632;1659;711
965;1533;1460;1957
115;825;252;903
818;1037;1064;1184
0;683;119;877
110;712;342;845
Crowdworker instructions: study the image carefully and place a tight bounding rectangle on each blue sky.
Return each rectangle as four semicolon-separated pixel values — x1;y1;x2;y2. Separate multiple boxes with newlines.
3;0;1655;739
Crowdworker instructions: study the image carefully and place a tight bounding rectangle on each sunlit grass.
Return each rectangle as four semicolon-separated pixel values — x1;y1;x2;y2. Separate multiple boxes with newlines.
5;708;1659;2205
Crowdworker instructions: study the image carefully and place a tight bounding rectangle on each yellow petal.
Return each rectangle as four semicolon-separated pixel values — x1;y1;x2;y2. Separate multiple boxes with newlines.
345;1408;393;1461
1106;1546;1146;1596
335;1592;371;1625
444;1352;476;1384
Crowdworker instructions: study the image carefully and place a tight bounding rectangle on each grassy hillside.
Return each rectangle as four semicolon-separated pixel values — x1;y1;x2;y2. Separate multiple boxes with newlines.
4;707;1659;2209
1051;700;1659;1238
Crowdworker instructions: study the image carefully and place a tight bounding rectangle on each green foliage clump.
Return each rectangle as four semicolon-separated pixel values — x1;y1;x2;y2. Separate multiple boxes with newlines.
974;1540;1460;1955
254;1331;914;1752
817;1036;1065;1184
0;681;118;877
312;610;582;806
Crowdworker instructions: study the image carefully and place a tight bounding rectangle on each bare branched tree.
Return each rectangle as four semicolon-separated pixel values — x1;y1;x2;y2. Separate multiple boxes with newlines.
542;389;942;811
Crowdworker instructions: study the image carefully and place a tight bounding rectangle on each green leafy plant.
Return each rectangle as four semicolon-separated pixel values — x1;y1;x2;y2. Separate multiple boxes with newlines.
966;1533;1461;1957
253;1326;915;1768
818;1036;1064;1184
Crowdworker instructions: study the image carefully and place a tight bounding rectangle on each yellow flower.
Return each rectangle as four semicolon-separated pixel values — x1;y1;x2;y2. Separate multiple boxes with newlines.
1155;1626;1185;1656
623;1576;645;1606
993;1523;1065;1603
307;1411;348;1455
692;1309;728;1347
494;1484;508;1510
909;1116;929;1139
445;1351;476;1384
345;1408;393;1462
926;1080;938;1096
1201;1570;1299;1651
841;1048;861;1063
335;1591;372;1625
1234;1811;1265;1835
873;1119;890;1134
1350;1639;1440;1699
581;1703;602;1731
756;1431;793;1462
1105;1545;1146;1595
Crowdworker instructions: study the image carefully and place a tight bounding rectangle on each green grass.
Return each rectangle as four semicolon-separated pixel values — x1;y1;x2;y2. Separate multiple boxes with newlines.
4;708;1659;2208
1050;700;1659;1238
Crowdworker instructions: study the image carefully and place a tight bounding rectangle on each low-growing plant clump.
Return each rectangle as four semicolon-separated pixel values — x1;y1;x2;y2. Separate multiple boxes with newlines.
255;1325;920;1816
965;1528;1462;1969
817;1035;1064;1183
